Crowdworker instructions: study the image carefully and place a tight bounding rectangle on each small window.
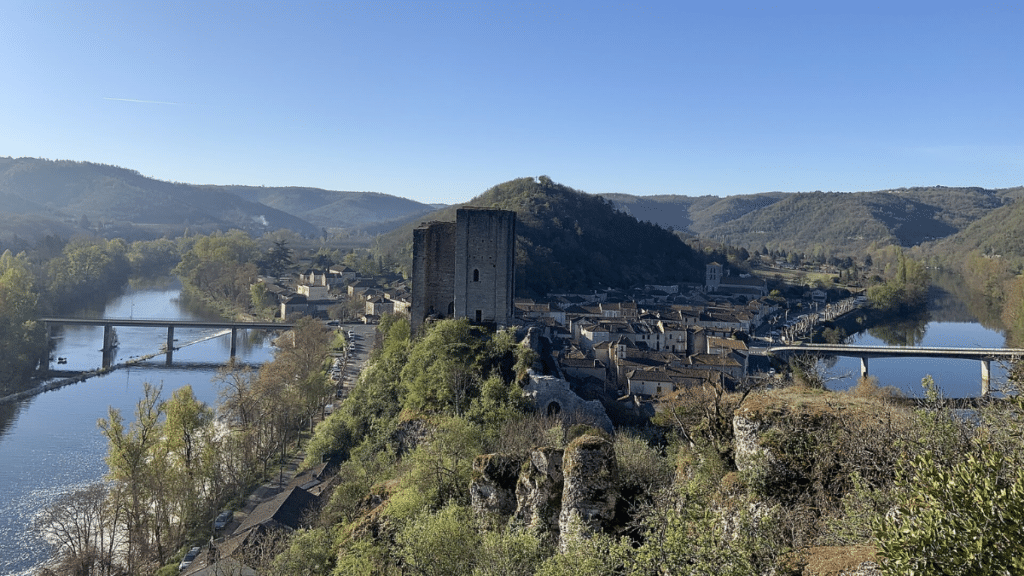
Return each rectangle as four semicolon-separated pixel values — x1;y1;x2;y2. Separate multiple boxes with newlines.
473;269;480;282
475;310;482;323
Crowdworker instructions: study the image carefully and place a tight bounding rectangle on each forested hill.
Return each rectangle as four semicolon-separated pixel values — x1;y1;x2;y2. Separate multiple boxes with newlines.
0;157;436;242
603;186;1021;257
212;185;437;233
0;157;321;239
928;194;1024;260
377;176;705;297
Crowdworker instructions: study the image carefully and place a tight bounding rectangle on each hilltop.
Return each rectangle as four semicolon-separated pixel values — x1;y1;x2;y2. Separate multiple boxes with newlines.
375;176;705;297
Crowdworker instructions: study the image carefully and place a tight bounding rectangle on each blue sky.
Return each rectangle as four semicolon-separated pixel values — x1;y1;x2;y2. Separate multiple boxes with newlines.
2;1;1022;205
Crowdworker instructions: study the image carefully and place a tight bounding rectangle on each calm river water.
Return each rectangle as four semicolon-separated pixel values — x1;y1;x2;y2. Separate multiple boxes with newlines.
823;276;1009;397
826;320;1008;397
0;281;275;576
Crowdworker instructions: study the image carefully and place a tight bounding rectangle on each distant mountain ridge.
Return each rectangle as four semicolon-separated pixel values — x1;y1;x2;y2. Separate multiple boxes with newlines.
213;185;437;232
603;186;1024;257
4;156;1023;264
0;157;437;243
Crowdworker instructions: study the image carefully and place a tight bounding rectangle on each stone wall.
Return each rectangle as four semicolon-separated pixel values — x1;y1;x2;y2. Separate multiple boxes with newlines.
523;371;614;433
411;220;456;335
454;208;516;327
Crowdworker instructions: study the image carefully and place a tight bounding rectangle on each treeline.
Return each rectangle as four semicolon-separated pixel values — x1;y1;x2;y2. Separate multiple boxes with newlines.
0;236;180;395
866;248;929;314
35;318;337;575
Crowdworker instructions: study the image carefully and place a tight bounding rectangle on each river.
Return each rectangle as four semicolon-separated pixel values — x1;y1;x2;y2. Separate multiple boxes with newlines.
0;280;276;576
825;277;1010;398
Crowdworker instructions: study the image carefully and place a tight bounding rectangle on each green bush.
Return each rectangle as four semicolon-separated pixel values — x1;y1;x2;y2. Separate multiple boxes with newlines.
874;447;1024;575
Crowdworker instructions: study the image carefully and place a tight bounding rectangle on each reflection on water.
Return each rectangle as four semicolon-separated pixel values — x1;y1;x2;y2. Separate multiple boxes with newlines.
929;270;1006;330
0;401;27;455
859;273;1007;349
866;309;929;347
0;280;276;575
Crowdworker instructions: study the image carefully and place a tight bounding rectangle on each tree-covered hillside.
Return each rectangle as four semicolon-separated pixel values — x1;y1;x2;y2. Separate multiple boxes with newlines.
929;197;1024;260
377;177;705;297
0;158;317;240
217;185;438;232
601;186;1017;258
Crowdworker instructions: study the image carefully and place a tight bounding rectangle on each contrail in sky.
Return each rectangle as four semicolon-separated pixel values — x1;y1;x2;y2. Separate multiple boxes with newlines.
104;97;181;105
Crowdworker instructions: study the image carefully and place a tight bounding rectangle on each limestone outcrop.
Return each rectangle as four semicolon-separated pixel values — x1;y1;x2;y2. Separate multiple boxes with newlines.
471;439;620;545
558;435;619;550
732;408;787;479
470;453;522;518
513;447;565;534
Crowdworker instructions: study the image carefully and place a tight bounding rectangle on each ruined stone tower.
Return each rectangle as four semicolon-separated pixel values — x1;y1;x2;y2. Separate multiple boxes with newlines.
411;208;516;335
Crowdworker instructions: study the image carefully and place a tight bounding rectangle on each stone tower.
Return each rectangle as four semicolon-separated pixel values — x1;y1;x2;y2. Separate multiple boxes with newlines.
705;262;722;291
411;208;516;335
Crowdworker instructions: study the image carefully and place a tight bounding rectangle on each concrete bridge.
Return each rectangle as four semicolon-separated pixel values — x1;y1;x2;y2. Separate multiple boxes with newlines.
759;344;1024;396
41;317;294;369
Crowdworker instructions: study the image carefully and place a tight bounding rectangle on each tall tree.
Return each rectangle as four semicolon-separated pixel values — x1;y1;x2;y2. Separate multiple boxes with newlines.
0;250;46;392
97;383;164;574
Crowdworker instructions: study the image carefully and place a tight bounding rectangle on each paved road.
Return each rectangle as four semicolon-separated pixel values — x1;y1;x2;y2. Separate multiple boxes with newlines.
330;322;376;399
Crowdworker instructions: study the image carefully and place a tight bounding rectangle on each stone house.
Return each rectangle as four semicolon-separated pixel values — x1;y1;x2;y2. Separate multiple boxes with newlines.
365;296;395;317
559;355;607;383
297;284;330;300
328;265;358;283
625;369;680;396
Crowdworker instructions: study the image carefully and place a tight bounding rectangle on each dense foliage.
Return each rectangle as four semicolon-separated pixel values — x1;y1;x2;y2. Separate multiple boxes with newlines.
866;248;929;314
0;250;47;392
173;231;261;308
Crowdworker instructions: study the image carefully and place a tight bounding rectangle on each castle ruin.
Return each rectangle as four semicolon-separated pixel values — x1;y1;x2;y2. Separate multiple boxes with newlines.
411;208;516;335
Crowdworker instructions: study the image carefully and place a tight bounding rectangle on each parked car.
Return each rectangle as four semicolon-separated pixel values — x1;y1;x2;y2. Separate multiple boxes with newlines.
179;546;201;570
214;510;232;530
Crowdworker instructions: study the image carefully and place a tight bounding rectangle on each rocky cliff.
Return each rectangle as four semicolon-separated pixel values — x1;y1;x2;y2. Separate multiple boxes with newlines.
470;435;618;549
